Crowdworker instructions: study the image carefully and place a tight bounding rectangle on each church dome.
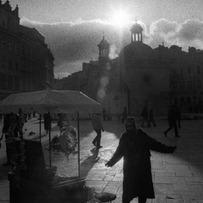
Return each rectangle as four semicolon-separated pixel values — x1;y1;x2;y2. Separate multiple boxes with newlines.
120;42;152;59
119;42;153;69
130;23;143;33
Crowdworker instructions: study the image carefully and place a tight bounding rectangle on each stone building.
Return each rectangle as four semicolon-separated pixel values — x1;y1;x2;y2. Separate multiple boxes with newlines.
0;0;54;100
169;46;203;113
55;22;203;117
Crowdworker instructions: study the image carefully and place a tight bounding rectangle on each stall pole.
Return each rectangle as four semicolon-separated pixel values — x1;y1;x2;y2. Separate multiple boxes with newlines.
49;129;51;169
39;114;42;142
77;110;80;178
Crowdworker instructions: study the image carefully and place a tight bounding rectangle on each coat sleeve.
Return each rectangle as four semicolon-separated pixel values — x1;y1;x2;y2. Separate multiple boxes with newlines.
142;131;175;153
107;134;125;166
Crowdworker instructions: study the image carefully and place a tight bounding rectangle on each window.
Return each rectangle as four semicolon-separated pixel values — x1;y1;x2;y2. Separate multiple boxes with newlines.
187;67;191;75
180;68;184;75
196;80;201;89
15;61;18;71
8;59;13;70
179;81;185;90
187;81;192;89
21;45;25;56
197;66;200;74
15;45;18;54
1;57;6;69
180;97;185;107
170;81;178;90
14;77;19;90
8;43;12;52
7;75;13;90
0;40;6;50
0;74;7;90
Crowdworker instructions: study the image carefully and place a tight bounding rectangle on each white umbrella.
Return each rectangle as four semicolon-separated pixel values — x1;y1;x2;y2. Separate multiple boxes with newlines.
0;89;101;114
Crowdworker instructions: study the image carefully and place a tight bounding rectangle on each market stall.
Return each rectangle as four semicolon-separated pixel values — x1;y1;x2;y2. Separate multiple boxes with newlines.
0;89;102;203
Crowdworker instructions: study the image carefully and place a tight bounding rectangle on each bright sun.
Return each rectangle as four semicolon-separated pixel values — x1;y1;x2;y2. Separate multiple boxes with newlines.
110;9;130;27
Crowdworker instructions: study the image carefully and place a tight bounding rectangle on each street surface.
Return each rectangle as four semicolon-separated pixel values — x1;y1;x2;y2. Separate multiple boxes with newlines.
0;116;203;202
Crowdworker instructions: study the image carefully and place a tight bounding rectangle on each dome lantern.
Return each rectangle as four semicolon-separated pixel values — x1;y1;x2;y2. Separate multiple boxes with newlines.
97;36;110;64
130;22;143;43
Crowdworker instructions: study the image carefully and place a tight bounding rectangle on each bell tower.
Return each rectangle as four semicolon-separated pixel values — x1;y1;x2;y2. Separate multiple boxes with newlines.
98;36;110;64
130;22;143;43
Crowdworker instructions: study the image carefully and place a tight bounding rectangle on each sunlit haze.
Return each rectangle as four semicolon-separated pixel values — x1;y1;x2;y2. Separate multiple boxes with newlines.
109;9;131;28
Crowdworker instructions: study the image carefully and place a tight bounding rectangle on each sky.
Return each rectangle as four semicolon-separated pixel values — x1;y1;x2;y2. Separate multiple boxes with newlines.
5;0;203;78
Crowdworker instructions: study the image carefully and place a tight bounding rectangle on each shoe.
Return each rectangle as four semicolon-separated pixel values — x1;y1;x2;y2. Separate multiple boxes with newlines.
96;145;103;149
164;132;167;137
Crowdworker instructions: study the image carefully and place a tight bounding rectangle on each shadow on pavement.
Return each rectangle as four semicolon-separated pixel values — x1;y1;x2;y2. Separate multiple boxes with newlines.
80;148;99;178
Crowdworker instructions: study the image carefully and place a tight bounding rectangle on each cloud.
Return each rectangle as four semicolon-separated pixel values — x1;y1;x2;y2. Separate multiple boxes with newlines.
21;18;130;77
20;18;203;78
148;18;203;49
177;19;203;43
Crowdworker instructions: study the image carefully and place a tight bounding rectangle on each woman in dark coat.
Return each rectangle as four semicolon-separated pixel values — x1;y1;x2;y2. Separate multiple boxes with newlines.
106;117;177;203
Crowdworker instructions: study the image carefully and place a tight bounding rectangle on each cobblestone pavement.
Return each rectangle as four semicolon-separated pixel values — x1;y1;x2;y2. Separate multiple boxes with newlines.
0;117;203;202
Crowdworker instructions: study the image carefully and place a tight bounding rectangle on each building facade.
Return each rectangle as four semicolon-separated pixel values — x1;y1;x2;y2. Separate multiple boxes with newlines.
169;46;203;113
55;22;203;117
0;0;54;100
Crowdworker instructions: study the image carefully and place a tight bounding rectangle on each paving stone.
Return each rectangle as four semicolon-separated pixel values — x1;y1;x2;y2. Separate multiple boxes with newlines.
0;180;9;201
103;185;119;194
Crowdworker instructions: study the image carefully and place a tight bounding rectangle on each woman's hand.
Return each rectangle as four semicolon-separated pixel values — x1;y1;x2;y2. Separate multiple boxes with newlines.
105;161;113;167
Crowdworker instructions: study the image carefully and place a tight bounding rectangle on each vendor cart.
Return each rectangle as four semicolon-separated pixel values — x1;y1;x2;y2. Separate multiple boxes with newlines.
0;90;101;203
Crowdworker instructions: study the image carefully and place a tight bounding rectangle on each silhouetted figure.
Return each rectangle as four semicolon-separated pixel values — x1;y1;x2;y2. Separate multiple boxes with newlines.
103;108;107;121
106;117;176;203
92;113;104;149
57;113;65;132
1;114;11;165
148;108;156;127
18;108;26;138
43;112;52;134
9;112;19;138
141;105;148;127
121;107;128;123
1;114;10;140
1;113;19;166
176;106;181;128
164;105;180;137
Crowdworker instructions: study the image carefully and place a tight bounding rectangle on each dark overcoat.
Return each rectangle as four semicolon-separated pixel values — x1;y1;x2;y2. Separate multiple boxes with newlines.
108;129;175;200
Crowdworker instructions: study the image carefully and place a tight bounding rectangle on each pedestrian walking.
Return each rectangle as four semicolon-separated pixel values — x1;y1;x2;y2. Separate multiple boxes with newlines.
141;105;148;127
105;117;177;203
148;108;156;127
92;113;104;149
43;112;52;134
164;105;180;137
103;108;107;121
176;105;181;128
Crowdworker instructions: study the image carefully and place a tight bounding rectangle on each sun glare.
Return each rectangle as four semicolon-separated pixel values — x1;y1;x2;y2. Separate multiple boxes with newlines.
110;9;130;27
